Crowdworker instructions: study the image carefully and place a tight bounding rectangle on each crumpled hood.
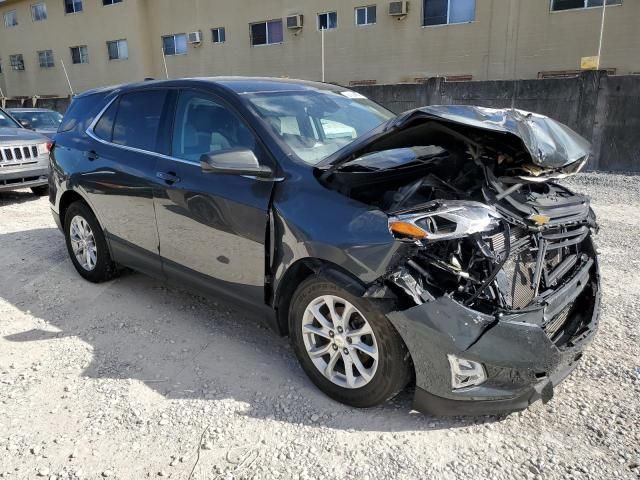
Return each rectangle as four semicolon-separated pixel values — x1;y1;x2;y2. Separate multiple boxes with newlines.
390;105;591;169
320;105;591;172
0;127;49;143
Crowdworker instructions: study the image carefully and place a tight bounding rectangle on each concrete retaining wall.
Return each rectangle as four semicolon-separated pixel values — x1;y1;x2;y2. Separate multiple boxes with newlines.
353;71;640;172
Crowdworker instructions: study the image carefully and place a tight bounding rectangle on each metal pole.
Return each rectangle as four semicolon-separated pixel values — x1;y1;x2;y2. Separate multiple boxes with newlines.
162;47;169;79
321;27;325;82
60;59;74;96
596;0;607;69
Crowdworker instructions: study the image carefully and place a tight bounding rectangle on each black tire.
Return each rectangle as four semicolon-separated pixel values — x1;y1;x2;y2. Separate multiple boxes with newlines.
31;185;49;196
63;201;117;283
289;275;411;408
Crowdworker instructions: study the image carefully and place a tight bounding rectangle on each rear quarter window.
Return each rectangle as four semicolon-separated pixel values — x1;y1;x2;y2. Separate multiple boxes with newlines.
58;92;111;134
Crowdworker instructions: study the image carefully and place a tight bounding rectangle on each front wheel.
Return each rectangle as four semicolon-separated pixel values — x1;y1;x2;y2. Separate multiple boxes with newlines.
289;275;411;408
63;201;117;283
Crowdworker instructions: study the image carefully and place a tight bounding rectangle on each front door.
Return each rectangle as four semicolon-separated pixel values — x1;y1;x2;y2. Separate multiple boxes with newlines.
153;89;275;304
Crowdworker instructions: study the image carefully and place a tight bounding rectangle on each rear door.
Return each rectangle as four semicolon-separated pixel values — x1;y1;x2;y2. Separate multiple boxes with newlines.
153;88;275;305
84;89;170;276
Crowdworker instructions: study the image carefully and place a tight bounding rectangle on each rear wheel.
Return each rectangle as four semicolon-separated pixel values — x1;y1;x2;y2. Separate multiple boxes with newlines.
63;201;117;283
289;275;411;408
31;185;49;196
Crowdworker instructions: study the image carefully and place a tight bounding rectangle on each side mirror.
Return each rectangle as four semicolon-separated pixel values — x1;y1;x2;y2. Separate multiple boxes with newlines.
200;148;273;178
19;119;33;129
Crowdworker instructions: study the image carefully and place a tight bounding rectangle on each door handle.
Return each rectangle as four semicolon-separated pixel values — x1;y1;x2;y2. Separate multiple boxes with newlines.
86;150;99;161
156;171;181;184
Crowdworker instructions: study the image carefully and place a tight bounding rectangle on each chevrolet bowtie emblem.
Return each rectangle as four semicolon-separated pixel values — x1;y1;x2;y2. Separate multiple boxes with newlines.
529;214;551;226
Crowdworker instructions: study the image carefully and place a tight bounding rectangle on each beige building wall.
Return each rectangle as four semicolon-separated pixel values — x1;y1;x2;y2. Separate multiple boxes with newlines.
0;0;639;98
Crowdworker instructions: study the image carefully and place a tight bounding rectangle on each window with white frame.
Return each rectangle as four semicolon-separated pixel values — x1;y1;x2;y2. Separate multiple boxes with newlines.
102;0;122;5
4;10;18;27
162;34;187;55
70;45;88;64
107;39;128;60
551;0;621;11
31;3;48;21
318;11;337;30
250;20;283;46
355;6;376;25
64;0;83;14
211;27;226;43
10;54;25;71
38;50;54;67
423;0;475;26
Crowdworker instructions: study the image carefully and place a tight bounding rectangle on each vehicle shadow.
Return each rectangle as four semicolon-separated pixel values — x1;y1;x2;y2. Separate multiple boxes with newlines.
0;227;502;433
0;189;41;206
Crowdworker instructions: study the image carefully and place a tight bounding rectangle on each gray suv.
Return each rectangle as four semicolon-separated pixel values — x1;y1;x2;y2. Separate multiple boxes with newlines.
0;107;51;196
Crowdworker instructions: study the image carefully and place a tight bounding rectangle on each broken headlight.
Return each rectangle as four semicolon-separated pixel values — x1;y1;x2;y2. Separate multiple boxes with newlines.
389;201;502;241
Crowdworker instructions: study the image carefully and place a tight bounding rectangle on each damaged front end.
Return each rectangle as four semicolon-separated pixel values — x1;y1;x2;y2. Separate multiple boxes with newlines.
319;106;601;415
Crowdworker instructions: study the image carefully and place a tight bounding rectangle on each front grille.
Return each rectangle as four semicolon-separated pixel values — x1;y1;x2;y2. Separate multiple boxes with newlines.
487;225;584;311
0;144;40;166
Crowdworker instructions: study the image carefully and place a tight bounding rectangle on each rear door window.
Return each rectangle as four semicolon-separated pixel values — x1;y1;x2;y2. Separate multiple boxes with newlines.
112;90;168;152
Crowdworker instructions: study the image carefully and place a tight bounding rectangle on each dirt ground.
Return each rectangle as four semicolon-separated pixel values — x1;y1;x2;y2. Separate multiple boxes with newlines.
1;173;639;480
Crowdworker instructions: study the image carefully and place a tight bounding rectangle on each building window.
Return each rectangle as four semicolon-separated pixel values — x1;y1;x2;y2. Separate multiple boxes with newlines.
551;0;621;11
423;0;476;26
107;39;128;60
38;50;54;67
355;6;376;25
70;45;89;64
4;10;18;28
64;0;83;14
250;19;283;46
162;34;187;55
211;27;226;43
31;3;48;21
318;11;337;30
10;54;25;71
102;0;122;5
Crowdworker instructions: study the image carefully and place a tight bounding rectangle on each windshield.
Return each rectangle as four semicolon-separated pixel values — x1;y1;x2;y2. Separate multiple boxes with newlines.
11;110;63;129
0;110;21;128
244;90;394;165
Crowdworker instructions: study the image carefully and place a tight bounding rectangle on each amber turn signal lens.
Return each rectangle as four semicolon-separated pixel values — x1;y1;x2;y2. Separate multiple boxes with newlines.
389;221;428;239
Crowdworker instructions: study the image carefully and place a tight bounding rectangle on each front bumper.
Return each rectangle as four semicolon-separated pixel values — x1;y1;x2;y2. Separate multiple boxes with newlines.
388;248;600;416
0;167;48;192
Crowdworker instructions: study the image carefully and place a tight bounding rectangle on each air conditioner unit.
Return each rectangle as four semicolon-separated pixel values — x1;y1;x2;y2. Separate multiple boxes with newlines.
188;31;202;45
389;1;409;16
286;14;303;29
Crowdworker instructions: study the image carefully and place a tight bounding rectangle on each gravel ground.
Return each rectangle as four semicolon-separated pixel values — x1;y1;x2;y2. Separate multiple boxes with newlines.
0;172;639;480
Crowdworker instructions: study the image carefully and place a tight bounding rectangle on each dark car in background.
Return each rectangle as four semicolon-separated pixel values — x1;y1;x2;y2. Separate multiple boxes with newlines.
49;78;600;415
0;107;51;195
8;108;64;139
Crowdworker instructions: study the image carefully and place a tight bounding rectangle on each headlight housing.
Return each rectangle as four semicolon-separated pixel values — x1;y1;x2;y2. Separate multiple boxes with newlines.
389;201;502;241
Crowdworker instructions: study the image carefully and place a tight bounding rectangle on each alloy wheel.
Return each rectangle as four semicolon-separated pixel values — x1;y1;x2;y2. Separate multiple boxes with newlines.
301;295;379;389
69;215;98;271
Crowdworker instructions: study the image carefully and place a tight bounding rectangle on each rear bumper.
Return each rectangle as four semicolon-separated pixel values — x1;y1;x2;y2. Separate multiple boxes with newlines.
388;244;600;416
0;167;48;192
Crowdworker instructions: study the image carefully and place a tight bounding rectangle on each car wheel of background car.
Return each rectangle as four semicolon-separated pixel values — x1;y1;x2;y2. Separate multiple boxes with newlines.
289;275;411;408
63;201;117;283
30;185;49;196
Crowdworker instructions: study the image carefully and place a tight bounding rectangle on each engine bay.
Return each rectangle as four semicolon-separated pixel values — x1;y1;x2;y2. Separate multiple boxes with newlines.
319;115;598;345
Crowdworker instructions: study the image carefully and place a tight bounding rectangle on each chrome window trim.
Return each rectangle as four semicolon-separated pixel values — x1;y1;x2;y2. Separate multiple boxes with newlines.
86;95;196;166
85;91;283;182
